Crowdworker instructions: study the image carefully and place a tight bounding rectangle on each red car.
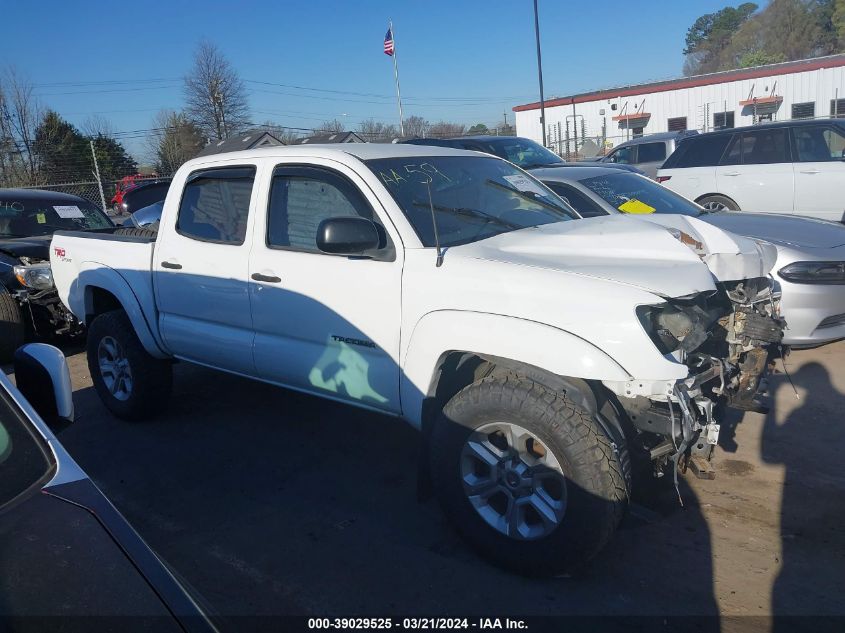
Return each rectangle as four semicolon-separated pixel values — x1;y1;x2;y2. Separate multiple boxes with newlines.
110;174;157;208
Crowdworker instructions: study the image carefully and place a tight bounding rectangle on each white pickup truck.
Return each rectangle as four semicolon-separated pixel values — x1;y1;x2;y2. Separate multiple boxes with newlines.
51;144;784;575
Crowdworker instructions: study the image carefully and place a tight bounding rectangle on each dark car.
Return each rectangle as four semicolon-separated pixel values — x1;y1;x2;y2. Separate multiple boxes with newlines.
118;180;171;216
588;130;699;178
400;135;644;173
1;343;217;631
0;189;114;360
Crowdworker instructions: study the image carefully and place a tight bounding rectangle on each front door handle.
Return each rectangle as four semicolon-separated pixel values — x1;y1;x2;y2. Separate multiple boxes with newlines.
799;169;821;174
251;272;281;283
722;171;740;176
161;261;182;270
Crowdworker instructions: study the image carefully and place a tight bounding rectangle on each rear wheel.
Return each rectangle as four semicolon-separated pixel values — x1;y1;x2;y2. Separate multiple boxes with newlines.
86;309;172;420
0;285;25;363
430;374;628;576
697;194;739;212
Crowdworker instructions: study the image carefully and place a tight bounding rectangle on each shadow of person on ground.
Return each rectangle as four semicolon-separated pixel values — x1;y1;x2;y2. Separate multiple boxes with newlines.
762;362;845;631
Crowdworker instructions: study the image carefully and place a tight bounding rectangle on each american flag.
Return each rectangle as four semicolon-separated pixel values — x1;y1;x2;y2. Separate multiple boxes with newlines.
383;27;394;56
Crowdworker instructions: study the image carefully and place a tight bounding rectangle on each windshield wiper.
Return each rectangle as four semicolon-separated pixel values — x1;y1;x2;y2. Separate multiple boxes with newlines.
485;179;574;218
411;201;522;230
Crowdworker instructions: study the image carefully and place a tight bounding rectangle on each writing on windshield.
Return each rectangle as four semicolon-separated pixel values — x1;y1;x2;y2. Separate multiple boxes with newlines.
367;156;575;248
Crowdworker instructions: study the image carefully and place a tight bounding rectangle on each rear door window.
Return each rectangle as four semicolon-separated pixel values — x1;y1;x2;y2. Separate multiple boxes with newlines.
176;167;255;244
635;142;667;163
726;128;791;165
668;135;732;168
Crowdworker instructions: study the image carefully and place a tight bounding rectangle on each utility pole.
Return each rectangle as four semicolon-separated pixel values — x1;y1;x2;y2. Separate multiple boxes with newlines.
90;140;108;213
533;0;547;147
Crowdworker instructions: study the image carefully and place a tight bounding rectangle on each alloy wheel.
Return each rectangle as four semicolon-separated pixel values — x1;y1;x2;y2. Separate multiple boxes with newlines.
98;336;133;401
460;422;567;540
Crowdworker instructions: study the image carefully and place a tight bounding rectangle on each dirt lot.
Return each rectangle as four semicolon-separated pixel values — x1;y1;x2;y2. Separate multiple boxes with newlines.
22;341;845;629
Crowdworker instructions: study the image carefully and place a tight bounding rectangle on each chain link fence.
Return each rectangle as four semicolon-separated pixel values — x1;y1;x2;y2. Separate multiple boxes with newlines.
19;176;171;214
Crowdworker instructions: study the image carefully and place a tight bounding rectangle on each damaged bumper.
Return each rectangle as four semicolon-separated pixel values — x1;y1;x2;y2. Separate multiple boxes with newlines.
11;286;82;338
603;276;785;479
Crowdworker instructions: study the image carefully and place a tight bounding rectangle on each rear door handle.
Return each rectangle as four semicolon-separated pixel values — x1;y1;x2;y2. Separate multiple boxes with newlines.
161;261;182;270
251;272;281;283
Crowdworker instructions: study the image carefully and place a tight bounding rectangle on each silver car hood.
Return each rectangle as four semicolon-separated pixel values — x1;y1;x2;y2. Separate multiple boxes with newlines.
452;215;772;298
701;211;845;249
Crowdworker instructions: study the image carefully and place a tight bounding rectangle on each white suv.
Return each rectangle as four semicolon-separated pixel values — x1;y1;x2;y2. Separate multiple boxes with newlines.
657;119;845;222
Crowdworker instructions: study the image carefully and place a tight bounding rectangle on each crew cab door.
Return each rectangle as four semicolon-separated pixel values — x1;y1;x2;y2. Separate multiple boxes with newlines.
248;163;403;414
791;123;845;221
154;165;257;375
716;127;793;213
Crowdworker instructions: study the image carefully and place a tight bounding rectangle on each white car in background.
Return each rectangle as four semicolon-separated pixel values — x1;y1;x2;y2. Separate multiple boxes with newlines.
657;119;845;222
535;165;845;347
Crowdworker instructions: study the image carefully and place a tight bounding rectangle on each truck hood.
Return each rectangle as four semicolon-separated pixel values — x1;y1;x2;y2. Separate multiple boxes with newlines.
634;214;778;281
0;235;52;261
452;215;774;298
700;211;845;250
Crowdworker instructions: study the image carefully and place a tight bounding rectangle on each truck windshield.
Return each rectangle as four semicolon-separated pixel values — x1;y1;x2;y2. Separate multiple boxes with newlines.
366;156;576;247
0;197;113;238
578;172;703;217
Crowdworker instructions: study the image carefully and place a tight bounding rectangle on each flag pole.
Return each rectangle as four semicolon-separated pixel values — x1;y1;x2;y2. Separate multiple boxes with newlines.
390;19;406;137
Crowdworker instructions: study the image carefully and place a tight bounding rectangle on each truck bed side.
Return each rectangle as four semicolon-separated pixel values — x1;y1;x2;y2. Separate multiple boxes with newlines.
50;230;167;357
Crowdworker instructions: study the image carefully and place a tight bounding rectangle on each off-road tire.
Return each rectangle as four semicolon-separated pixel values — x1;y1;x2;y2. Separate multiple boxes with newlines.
697;194;740;212
0;284;26;363
113;227;158;239
430;374;628;576
86;309;172;420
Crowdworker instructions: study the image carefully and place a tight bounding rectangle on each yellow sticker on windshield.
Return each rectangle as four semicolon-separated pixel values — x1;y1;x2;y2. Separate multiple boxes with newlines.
618;198;656;214
36;213;46;224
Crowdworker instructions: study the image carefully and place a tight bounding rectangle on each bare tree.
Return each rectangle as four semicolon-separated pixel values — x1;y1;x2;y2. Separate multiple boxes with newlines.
314;118;346;133
428;121;466;138
82;114;115;138
0;67;41;185
402;115;429;138
146;110;205;174
184;40;250;141
357;118;398;142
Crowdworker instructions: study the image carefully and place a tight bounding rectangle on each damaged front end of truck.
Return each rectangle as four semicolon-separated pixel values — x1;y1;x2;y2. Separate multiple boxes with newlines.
604;224;785;480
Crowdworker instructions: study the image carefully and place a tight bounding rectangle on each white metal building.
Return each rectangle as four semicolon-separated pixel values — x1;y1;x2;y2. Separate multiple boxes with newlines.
513;54;845;157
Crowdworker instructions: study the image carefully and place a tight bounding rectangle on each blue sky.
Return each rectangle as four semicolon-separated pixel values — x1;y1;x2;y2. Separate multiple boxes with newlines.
3;0;732;160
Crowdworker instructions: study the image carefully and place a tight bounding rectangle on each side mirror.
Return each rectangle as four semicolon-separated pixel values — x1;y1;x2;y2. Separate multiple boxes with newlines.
317;217;381;256
13;344;74;432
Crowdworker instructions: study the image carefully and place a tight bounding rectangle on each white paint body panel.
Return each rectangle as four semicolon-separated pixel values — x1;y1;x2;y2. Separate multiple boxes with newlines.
714;161;795;213
50;145;775;426
794;159;845;221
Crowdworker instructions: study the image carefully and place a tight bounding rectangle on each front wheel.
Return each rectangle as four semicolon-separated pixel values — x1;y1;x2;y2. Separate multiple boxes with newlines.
430;374;628;576
86;309;172;420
